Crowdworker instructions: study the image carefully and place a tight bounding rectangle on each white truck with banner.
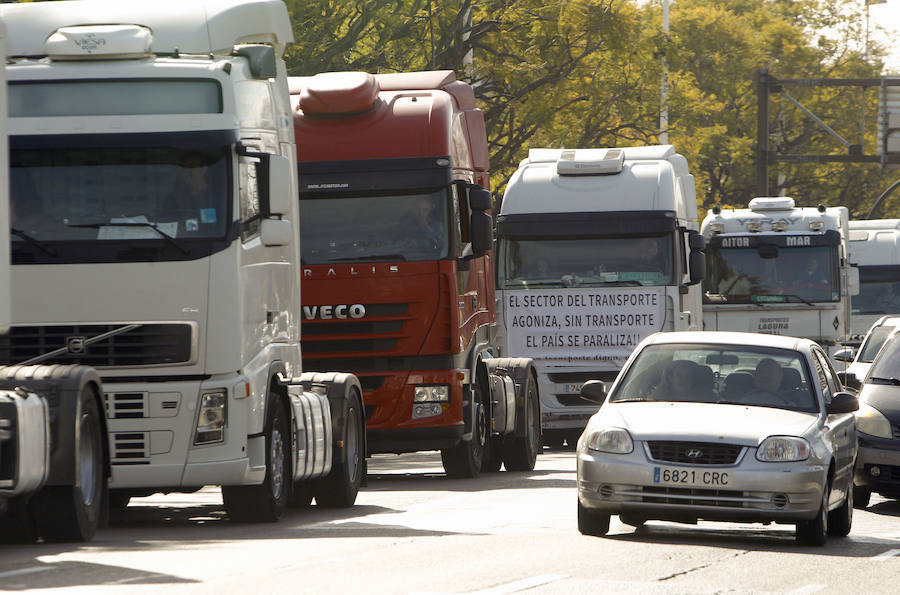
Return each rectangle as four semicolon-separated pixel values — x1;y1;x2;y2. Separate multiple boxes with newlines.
495;146;705;445
701;198;858;351
846;219;900;340
1;0;364;525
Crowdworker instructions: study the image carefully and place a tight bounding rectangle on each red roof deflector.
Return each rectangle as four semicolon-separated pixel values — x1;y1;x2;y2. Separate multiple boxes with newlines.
297;71;380;115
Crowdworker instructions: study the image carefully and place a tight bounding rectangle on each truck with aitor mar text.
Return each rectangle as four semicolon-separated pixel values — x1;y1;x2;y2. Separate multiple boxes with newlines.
290;70;541;477
495;146;705;445
702;197;858;350
1;0;364;525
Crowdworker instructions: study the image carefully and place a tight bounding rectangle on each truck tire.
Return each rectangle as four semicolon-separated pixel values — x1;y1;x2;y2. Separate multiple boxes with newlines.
223;393;289;523
501;369;540;472
31;384;104;542
0;496;37;544
441;367;488;478
481;437;503;473
314;389;364;508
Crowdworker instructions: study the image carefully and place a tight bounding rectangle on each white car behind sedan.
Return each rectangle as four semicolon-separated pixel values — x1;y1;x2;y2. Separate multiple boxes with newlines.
576;331;858;546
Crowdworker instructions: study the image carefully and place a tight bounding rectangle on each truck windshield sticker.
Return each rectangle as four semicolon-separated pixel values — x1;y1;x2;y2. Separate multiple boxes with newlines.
504;287;665;365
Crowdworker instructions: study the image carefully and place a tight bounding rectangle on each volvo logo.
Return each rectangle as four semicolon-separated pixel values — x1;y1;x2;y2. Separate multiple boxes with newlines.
303;304;366;320
686;448;703;459
66;336;87;355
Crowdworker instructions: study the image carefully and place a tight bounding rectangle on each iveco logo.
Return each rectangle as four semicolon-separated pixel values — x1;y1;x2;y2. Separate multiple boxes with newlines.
66;336;87;355
686;449;703;459
303;304;366;320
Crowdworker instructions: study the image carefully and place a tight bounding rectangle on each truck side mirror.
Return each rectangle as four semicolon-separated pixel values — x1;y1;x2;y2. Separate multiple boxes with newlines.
688;230;705;251
265;154;293;217
260;218;293;246
469;187;492;212
847;266;860;297
471;211;493;256
688;251;705;285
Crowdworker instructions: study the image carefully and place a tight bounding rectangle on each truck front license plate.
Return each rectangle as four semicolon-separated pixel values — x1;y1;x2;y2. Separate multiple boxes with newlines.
652;466;730;487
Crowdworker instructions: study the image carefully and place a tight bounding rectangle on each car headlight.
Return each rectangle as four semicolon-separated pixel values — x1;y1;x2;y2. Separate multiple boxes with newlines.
856;402;893;439
586;427;633;454
756;436;810;462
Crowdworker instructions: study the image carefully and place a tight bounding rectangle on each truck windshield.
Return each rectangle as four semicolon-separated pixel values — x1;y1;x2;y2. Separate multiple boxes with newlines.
299;190;451;264
853;278;900;315
497;235;674;288
704;245;839;304
10;146;229;244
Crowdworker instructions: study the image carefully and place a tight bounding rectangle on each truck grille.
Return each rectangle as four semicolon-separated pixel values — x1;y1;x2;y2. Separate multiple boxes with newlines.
647;441;743;465
105;393;147;419
111;432;149;465
302;302;410;358
0;323;193;368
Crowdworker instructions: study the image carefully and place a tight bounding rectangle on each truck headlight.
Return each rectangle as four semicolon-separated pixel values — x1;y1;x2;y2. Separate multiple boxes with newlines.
414;385;449;403
195;390;227;445
856;402;893;439
586;427;633;454
756;436;810;462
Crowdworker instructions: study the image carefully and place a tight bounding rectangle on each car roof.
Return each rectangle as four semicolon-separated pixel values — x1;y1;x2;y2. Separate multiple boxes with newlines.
642;331;811;351
871;316;900;329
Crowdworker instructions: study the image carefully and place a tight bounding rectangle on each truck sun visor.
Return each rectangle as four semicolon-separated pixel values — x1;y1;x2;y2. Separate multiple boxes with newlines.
498;211;677;238
298;71;380;116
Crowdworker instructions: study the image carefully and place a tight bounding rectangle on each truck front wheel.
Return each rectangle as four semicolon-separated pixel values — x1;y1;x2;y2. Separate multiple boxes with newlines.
441;373;487;479
223;393;289;522
32;384;104;542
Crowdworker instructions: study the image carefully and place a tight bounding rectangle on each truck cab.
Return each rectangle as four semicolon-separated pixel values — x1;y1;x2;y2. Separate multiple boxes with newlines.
495;146;705;445
702;198;858;349
847;219;900;340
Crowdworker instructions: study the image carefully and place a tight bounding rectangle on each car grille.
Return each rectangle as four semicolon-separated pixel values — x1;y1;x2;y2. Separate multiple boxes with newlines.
641;486;744;507
893;424;900;440
647;441;743;465
0;323;193;367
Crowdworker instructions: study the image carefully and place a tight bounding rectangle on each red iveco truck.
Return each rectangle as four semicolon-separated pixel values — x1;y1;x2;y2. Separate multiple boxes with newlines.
289;70;540;477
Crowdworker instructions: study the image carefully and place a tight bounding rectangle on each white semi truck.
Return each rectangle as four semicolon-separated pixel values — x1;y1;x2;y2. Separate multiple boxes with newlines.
701;197;858;350
1;0;364;525
846;219;900;339
0;15;108;544
495;146;705;445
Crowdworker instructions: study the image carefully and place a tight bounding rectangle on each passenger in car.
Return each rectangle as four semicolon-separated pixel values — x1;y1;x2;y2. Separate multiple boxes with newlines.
748;358;786;404
651;360;705;401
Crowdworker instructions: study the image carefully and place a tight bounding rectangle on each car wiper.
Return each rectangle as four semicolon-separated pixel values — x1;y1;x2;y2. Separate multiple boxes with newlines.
868;376;900;386
327;254;407;262
67;221;188;255
10;228;57;257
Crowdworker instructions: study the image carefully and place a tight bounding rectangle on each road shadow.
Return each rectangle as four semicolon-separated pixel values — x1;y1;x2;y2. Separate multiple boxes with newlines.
0;559;197;590
599;520;899;558
863;497;900;517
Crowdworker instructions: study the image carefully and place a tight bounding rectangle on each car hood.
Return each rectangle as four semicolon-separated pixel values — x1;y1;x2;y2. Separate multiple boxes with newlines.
859;383;900;423
592;402;819;446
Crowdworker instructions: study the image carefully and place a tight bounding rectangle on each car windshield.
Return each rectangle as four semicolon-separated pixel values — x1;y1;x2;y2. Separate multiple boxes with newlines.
611;343;819;413
299;190;451;264
866;333;900;380
497;235;674;288
704;244;839;304
857;325;897;363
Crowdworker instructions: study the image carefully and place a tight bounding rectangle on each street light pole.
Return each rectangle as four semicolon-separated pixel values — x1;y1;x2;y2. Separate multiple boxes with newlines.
660;0;670;144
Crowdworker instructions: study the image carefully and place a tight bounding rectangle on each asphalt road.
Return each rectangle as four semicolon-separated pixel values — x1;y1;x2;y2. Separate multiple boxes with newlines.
1;448;898;594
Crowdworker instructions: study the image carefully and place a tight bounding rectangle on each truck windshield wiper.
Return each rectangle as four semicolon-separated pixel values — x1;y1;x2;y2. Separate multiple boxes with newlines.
327;254;407;262
10;228;57;257
67;221;189;255
868;376;900;386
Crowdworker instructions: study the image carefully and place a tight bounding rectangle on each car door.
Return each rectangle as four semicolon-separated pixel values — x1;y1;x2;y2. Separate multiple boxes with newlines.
811;347;857;501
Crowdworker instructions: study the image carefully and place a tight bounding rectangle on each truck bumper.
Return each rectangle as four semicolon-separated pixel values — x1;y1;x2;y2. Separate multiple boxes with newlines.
367;425;464;454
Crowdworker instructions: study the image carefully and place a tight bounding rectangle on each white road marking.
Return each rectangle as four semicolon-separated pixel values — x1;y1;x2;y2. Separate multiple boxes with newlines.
469;574;568;594
872;548;900;561
786;585;827;595
0;566;53;580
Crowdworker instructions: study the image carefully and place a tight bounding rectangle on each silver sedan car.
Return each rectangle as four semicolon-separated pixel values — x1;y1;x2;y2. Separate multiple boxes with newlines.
577;331;858;546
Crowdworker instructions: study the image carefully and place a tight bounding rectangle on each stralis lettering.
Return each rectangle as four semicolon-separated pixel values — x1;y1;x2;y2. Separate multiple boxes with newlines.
303;304;366;320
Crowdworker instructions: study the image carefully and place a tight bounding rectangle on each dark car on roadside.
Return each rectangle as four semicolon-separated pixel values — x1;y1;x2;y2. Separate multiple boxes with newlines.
853;328;900;507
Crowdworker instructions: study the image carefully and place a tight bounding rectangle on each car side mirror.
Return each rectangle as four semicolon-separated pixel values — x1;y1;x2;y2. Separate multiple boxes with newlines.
826;391;859;414
579;380;607;405
837;372;861;391
832;347;855;362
